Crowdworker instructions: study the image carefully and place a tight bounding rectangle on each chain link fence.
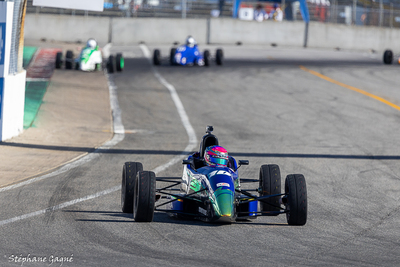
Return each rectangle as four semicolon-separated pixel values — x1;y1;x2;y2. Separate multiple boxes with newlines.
26;0;233;18
6;0;26;75
300;0;400;27
25;0;400;28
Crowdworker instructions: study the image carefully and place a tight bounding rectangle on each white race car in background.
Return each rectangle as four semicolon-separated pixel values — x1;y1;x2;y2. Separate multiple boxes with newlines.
55;39;124;73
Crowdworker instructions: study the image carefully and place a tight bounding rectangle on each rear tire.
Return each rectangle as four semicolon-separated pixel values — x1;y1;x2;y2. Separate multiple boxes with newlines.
65;50;74;70
203;50;210;66
216;48;223;65
107;55;114;73
153;49;161;66
170;48;177;65
383;50;393;64
285;174;307;226
121;162;143;213
116;53;124;71
55;52;62;69
259;164;281;215
134;171;156;222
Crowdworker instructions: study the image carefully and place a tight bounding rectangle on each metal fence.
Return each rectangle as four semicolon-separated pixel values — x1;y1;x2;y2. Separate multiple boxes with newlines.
26;0;400;28
8;0;26;75
299;1;400;27
26;0;233;18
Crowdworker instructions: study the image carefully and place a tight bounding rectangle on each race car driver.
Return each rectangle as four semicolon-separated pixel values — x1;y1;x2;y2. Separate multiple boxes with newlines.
78;38;102;71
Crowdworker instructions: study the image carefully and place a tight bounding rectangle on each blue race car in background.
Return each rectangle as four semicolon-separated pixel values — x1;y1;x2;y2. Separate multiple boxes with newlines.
153;36;223;66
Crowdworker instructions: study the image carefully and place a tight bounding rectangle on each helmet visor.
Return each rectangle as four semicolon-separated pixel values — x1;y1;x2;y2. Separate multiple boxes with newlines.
209;156;228;166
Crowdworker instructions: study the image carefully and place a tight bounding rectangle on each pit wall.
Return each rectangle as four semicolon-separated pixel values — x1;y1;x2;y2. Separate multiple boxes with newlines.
24;14;400;52
1;70;26;140
1;2;26;141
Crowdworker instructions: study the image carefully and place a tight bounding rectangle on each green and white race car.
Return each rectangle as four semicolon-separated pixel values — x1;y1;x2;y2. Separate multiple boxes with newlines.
55;39;124;73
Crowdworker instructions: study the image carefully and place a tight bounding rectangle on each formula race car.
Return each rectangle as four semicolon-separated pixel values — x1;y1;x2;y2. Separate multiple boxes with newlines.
55;39;124;73
383;49;400;64
153;36;223;67
121;126;308;225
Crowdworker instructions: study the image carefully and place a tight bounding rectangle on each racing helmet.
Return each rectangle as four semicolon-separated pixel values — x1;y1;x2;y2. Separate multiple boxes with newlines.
204;145;229;167
87;38;97;49
186;36;196;48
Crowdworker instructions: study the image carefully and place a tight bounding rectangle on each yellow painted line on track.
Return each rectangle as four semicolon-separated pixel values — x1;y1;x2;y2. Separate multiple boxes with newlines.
299;65;400;112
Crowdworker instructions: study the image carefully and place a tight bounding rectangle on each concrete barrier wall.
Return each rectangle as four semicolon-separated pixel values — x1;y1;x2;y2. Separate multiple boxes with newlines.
112;18;207;45
308;22;400;51
25;14;400;51
209;19;305;47
25;14;110;45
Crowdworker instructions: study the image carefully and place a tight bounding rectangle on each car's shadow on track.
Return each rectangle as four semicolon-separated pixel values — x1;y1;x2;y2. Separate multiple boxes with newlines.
64;210;136;223
65;210;290;227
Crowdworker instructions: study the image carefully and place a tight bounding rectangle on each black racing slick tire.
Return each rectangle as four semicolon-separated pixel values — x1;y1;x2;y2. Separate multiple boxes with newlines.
383;50;393;64
107;55;115;73
134;171;156;222
203;50;210;66
65;50;74;70
216;48;223;65
55;52;62;69
153;49;161;66
170;48;177;65
116;53;124;71
121;162;143;213
259;164;281;215
285;174;307;226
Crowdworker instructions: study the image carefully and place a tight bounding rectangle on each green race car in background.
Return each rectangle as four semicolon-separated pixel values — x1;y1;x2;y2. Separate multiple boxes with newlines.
55;39;124;73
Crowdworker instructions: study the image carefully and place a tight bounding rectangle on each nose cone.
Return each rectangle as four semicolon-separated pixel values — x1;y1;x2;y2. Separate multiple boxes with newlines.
213;189;235;221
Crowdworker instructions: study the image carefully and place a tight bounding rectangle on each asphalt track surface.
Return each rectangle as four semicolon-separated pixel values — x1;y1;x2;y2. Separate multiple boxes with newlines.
1;45;400;266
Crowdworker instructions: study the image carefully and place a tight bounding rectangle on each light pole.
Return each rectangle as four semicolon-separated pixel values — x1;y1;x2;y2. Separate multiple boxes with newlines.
379;0;383;27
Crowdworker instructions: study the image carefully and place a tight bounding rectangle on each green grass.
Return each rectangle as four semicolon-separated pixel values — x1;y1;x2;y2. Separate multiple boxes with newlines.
23;46;37;68
23;81;48;129
22;46;50;129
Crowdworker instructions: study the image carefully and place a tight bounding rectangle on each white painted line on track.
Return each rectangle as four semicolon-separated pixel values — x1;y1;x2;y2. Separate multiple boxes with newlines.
0;186;120;226
25;78;49;82
0;44;197;226
139;44;197;173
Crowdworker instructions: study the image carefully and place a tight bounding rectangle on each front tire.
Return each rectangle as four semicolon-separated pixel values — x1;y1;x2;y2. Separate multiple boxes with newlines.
216;48;223;65
55;52;62;69
107;55;115;73
170;48;177;65
153;49;161;66
259;164;281;215
134;171;156;222
65;50;74;70
285;174;307;226
383;50;393;64
204;50;210;66
121;162;143;213
116;53;124;71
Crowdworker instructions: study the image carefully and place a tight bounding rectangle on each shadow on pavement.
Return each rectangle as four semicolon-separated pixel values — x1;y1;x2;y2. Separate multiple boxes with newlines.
1;142;400;160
